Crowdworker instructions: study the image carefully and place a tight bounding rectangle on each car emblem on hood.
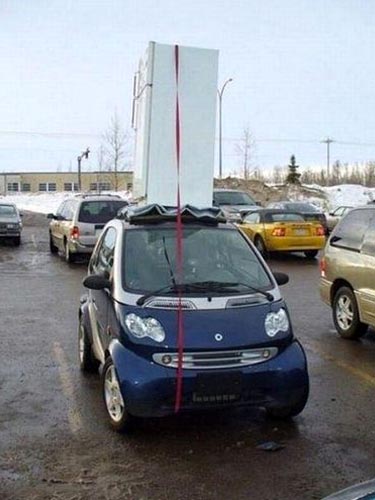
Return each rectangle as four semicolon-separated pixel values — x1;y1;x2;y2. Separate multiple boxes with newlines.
214;333;223;342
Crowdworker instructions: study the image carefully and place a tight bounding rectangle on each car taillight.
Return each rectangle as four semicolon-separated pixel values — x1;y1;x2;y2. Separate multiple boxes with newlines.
316;225;325;236
70;226;80;239
272;227;286;236
320;257;326;277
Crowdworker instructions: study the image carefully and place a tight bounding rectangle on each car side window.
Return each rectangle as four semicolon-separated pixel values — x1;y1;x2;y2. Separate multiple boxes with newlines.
360;216;375;256
93;227;117;277
244;212;260;223
62;201;73;220
331;209;374;252
56;201;66;217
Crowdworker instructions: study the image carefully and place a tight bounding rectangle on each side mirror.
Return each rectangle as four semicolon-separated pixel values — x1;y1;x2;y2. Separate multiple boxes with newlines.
47;213;56;219
255;201;262;206
273;272;289;286
20;213;24;217
83;274;111;290
329;212;334;216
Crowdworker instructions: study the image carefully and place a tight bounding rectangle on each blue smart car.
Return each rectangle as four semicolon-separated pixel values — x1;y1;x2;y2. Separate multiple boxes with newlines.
79;205;309;432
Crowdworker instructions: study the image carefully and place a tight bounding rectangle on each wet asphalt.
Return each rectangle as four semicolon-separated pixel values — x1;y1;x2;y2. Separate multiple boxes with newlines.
0;212;374;500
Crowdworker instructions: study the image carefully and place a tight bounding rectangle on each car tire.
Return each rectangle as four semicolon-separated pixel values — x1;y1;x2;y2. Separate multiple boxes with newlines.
332;286;368;339
304;250;318;259
13;236;21;246
78;316;99;373
64;240;75;263
49;234;58;254
266;385;309;419
102;357;132;432
254;235;268;258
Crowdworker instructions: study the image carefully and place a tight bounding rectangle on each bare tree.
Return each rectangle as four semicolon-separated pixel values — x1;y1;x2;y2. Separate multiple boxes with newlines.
235;127;255;179
102;112;128;191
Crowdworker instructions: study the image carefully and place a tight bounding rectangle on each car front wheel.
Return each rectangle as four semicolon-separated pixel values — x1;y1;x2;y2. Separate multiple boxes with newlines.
333;286;368;339
102;357;132;432
49;234;58;254
78;317;99;373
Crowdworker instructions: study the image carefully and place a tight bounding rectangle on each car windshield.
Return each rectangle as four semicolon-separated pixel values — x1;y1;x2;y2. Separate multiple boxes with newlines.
0;205;16;216
283;203;319;213
265;213;305;222
123;226;272;294
78;200;128;223
214;191;256;206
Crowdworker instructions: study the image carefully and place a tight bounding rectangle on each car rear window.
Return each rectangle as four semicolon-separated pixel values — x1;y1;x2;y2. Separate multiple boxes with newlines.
265;213;304;223
331;209;374;252
78;200;128;223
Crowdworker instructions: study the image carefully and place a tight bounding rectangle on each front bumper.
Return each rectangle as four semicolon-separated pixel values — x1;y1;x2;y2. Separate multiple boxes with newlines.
110;339;309;417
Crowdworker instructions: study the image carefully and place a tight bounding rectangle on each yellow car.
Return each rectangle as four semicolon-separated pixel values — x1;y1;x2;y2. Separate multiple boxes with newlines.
238;209;326;259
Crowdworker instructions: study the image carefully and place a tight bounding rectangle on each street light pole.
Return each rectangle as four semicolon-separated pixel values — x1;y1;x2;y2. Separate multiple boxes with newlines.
321;137;334;186
217;78;233;179
77;147;90;192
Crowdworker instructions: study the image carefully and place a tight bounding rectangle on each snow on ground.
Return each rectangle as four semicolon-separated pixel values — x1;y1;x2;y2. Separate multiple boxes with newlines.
0;191;132;214
1;184;374;214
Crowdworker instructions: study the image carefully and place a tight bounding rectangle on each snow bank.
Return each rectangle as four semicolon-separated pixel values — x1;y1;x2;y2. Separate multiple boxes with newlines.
0;191;132;214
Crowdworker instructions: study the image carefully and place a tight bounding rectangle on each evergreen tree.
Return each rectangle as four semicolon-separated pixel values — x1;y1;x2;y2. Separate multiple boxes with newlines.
286;155;301;184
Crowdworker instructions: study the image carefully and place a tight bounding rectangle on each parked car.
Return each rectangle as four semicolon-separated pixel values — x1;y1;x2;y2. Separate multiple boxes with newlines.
326;206;353;233
320;205;375;339
79;204;309;432
213;189;260;222
0;202;23;246
238;208;326;259
267;201;328;234
47;194;128;263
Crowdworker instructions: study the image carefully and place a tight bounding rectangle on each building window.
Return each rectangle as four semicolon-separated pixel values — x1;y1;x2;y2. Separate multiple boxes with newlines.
64;182;79;192
99;182;111;191
7;182;20;192
39;183;56;192
90;183;97;191
21;183;31;192
127;183;133;191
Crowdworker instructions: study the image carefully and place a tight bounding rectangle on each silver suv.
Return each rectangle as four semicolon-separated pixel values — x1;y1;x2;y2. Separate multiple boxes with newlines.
47;194;128;263
0;202;23;246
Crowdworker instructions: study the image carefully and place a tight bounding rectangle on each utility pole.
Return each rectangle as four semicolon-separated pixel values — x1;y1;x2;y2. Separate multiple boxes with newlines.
77;147;90;192
217;78;233;179
321;137;334;186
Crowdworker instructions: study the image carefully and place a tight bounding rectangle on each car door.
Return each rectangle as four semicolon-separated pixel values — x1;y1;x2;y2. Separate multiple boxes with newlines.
50;201;66;250
88;227;117;358
358;214;375;326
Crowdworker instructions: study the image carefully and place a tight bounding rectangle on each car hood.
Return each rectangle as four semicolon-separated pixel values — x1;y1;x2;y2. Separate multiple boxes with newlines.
118;300;293;351
220;204;257;213
0;215;20;223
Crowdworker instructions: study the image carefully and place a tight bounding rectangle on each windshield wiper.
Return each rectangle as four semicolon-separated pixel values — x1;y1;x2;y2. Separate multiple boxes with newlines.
136;281;241;306
136;280;273;306
189;280;273;301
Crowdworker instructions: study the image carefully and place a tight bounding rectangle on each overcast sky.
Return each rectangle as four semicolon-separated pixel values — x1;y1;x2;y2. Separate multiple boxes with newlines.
1;0;375;175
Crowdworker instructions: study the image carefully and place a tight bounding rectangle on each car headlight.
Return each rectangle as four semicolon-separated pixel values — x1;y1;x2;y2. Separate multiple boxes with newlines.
265;308;289;337
124;313;165;343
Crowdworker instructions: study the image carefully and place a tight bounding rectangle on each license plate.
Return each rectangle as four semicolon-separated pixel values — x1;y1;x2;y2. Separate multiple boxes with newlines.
193;372;242;403
294;229;308;236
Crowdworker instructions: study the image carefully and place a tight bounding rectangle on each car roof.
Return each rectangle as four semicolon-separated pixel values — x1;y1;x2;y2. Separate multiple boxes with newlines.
74;194;125;202
0;201;16;207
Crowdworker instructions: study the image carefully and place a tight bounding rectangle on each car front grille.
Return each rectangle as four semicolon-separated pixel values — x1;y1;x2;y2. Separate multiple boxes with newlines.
152;347;278;370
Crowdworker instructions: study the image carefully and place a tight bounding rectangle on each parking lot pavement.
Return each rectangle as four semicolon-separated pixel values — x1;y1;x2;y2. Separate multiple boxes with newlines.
1;212;375;500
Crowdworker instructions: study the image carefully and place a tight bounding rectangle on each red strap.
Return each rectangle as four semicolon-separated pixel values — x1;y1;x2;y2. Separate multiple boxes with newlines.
174;45;184;413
